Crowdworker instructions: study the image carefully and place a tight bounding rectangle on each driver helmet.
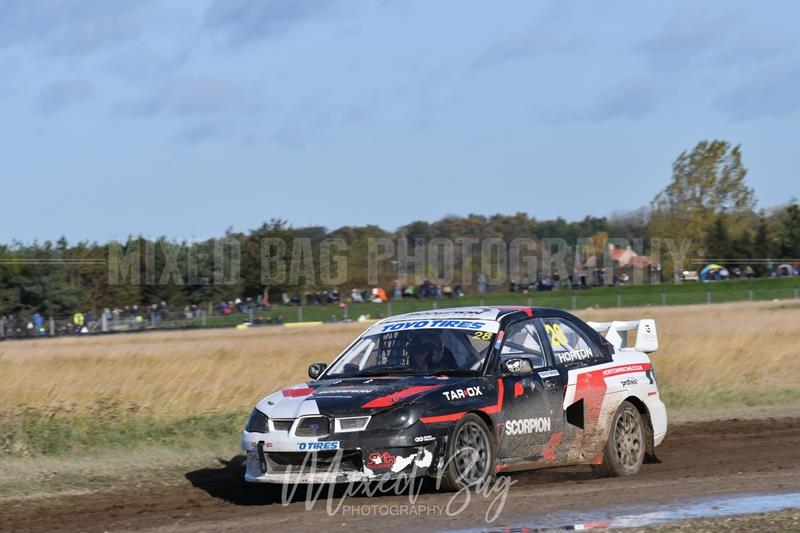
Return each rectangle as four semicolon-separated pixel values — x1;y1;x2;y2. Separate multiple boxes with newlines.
408;331;443;368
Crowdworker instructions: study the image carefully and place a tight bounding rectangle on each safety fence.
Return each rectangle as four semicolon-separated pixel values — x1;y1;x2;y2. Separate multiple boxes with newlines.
2;280;798;340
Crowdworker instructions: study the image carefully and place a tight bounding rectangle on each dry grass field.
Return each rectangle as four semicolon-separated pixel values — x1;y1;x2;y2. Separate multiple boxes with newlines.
0;322;360;419
1;301;798;420
581;301;800;407
0;300;798;459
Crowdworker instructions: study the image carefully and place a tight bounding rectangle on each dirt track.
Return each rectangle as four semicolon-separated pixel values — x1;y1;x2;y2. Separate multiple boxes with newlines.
2;416;799;532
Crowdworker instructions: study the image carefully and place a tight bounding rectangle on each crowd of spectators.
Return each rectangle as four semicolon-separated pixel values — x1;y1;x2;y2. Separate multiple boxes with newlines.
3;265;796;340
281;289;342;306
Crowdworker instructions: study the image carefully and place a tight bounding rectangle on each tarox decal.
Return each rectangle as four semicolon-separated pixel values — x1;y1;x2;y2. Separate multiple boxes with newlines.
442;386;483;401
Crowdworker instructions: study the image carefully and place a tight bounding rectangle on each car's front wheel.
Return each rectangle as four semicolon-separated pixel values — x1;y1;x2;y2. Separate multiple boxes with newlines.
438;413;494;491
592;400;645;477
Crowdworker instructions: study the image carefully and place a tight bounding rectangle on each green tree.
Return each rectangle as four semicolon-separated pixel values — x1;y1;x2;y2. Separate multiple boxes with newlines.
777;200;800;258
649;140;756;277
706;215;733;260
608;208;650;243
13;242;83;316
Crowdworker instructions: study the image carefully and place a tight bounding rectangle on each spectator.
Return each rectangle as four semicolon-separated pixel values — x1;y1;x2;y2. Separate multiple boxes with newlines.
33;312;44;336
73;311;85;332
393;279;402;300
420;279;431;298
33;312;42;327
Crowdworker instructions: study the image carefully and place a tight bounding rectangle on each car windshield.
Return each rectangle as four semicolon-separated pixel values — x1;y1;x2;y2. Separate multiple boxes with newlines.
324;327;496;378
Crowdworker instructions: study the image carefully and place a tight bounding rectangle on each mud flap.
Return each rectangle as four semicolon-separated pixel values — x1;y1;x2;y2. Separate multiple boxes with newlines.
642;415;661;464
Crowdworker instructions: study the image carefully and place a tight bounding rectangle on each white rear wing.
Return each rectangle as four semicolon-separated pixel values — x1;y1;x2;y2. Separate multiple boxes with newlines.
587;319;658;354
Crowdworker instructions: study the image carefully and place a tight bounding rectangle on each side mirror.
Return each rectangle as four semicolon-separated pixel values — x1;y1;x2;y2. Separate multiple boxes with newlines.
502;357;533;375
308;363;327;379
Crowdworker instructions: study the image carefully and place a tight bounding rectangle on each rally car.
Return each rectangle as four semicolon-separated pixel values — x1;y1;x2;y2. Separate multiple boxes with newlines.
242;306;666;490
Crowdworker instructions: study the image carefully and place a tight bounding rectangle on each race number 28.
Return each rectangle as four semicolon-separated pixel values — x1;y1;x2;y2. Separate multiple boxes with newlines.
545;323;568;347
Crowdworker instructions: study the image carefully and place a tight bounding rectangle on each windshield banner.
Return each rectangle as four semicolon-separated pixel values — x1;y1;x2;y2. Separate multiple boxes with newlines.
364;318;500;336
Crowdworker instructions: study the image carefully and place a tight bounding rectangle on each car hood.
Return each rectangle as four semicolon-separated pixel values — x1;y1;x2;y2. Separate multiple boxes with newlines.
255;374;468;418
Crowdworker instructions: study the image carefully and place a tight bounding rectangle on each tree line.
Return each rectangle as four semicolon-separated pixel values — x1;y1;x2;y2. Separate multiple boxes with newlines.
1;139;798;318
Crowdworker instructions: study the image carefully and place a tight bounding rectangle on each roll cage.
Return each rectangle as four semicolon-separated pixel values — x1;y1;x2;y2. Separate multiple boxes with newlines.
484;307;615;376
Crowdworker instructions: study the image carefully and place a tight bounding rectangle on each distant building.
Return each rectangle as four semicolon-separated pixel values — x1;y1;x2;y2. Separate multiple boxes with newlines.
584;244;653;269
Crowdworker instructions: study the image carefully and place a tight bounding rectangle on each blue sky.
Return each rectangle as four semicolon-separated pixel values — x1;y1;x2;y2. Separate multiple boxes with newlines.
1;0;799;243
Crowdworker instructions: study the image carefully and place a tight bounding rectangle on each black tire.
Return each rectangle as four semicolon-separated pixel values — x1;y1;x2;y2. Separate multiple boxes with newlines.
592;401;645;477
438;413;495;491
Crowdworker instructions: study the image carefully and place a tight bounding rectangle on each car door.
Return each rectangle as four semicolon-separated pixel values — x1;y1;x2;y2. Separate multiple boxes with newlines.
495;318;566;465
540;315;607;463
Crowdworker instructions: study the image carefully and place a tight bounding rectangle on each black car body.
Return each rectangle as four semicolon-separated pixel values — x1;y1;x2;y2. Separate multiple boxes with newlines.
242;306;667;488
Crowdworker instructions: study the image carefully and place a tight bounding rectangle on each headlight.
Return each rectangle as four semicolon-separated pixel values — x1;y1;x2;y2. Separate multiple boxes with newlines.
368;404;422;430
245;408;269;433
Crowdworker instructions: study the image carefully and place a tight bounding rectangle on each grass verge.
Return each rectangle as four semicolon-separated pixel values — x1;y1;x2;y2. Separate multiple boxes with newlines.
1;408;246;458
0;409;246;500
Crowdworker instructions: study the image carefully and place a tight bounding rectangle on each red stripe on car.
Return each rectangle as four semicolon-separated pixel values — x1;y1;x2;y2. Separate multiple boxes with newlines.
480;378;505;415
542;431;563;463
571;363;652;423
574;371;608;424
420;412;466;424
361;385;440;409
282;387;315;397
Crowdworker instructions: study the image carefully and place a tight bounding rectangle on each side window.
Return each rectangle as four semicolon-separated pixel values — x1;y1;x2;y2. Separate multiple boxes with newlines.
543;318;598;365
500;319;546;369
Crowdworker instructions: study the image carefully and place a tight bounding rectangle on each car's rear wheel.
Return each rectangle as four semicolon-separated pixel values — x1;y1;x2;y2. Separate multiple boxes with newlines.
592;400;645;477
439;413;494;491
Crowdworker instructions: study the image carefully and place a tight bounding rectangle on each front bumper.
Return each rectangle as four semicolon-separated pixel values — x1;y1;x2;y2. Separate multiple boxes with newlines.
242;427;447;484
244;445;437;483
